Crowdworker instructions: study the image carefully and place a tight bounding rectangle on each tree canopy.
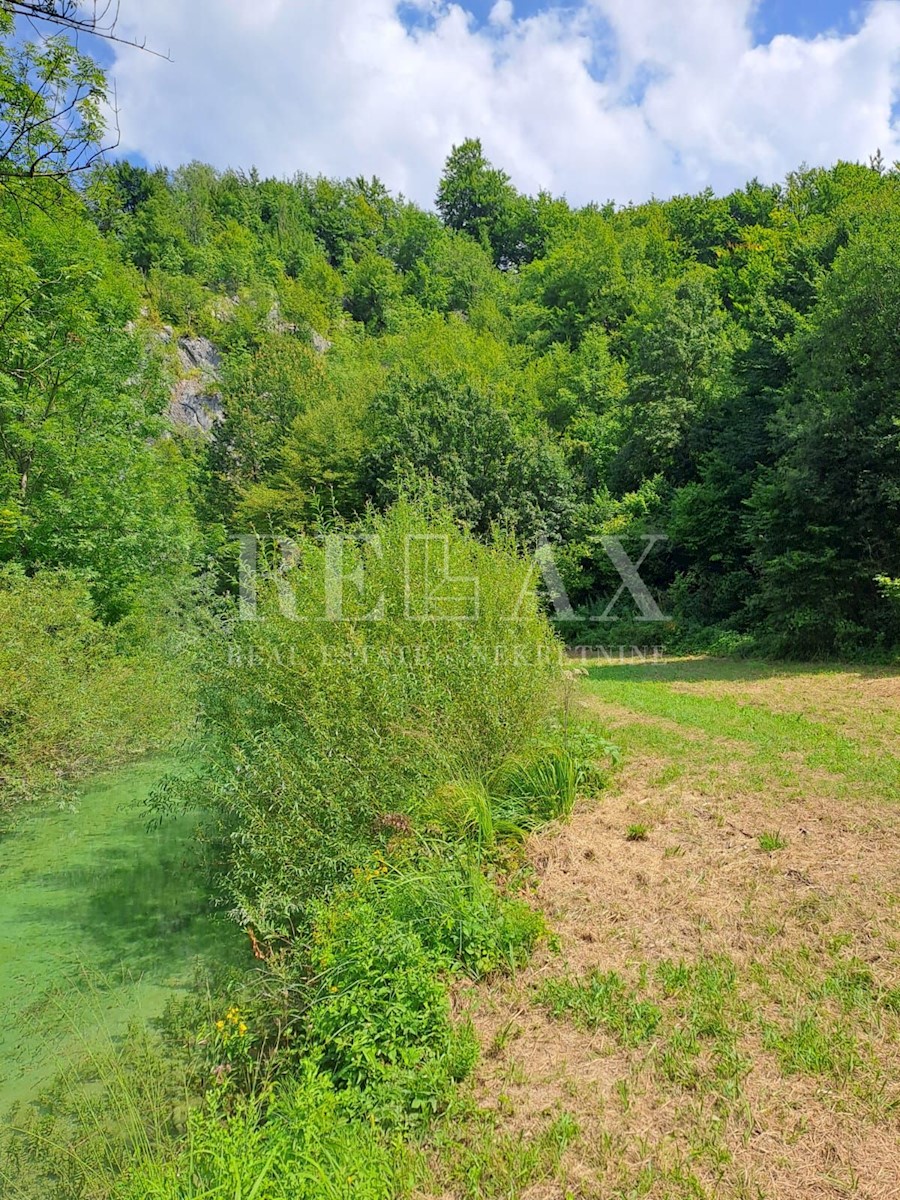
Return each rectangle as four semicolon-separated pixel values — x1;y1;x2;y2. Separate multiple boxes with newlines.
2;14;899;656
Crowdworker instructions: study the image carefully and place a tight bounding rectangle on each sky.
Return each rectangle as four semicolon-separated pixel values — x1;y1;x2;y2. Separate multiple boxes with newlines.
79;0;900;207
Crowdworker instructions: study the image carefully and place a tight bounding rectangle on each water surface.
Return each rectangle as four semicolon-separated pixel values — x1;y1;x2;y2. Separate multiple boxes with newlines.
0;760;245;1113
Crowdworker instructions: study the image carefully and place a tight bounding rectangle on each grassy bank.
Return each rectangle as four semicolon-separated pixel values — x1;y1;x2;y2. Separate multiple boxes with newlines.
2;504;617;1199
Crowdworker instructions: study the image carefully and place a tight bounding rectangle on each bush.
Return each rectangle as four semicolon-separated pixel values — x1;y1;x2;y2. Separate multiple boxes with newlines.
148;269;210;329
374;850;545;978
188;498;563;933
115;1063;423;1200
0;569;188;816
304;892;477;1119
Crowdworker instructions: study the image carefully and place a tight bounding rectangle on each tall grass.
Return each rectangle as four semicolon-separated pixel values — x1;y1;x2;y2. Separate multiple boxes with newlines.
186;499;564;934
2;1019;188;1200
113;1066;425;1200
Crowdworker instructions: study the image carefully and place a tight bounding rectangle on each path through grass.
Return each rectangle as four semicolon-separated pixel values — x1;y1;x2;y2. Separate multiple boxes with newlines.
448;657;900;1199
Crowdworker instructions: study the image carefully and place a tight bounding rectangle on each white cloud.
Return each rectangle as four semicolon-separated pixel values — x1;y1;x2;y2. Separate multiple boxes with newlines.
109;0;900;206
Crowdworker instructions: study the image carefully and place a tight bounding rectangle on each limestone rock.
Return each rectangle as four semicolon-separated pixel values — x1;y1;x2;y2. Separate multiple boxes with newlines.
168;336;224;434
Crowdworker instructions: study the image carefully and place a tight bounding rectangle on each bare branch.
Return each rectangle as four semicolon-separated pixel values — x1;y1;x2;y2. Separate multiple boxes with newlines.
3;2;170;59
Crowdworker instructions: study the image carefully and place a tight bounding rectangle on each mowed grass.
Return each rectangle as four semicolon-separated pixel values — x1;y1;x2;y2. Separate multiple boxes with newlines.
450;657;900;1200
576;657;900;805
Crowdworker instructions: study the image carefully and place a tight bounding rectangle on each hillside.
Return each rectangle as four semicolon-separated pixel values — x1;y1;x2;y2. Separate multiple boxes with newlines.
1;9;899;1200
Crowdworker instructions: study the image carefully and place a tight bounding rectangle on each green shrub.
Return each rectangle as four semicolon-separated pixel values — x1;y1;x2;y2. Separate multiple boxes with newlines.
414;722;618;848
303;891;477;1122
188;499;563;932
375;850;545;977
148;269;210;330
0;569;188;816
115;1064;423;1199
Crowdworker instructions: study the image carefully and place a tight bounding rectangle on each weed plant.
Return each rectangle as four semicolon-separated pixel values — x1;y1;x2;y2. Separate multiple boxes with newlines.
5;502;618;1199
182;499;566;934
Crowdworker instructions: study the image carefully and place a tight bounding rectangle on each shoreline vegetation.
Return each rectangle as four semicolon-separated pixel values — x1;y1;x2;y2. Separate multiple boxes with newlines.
0;572;194;823
2;506;620;1198
4;648;898;1197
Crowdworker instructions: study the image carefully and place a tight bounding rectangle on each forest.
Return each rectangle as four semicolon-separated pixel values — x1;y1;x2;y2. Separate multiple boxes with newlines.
5;3;900;672
2;5;900;1198
3;27;900;663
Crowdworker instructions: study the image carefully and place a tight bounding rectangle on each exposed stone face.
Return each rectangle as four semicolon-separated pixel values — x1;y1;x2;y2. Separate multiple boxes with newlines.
265;301;331;354
178;335;221;375
164;323;329;435
266;303;297;335
168;336;224;434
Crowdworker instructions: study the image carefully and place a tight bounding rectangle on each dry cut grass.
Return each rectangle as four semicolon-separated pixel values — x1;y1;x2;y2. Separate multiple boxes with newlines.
443;657;900;1200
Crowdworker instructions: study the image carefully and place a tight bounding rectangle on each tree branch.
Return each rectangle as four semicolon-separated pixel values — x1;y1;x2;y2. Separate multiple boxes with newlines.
3;2;170;59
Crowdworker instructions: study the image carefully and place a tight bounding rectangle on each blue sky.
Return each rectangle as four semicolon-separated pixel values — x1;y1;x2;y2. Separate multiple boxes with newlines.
399;0;868;41
753;0;865;38
19;1;887;69
22;0;900;207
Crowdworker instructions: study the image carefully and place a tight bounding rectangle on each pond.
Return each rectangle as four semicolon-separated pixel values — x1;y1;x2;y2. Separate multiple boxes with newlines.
0;759;246;1115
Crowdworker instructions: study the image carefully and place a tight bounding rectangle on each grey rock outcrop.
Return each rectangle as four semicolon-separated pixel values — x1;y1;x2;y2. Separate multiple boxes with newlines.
265;301;331;354
168;336;224;434
266;302;297;335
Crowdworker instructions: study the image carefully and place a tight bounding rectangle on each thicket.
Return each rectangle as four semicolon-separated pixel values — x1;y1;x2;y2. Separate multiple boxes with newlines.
0;132;202;809
150;498;609;1108
186;501;562;929
0;570;191;816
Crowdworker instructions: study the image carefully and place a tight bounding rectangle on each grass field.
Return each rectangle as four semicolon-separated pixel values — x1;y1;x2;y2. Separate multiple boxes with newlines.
452;657;900;1199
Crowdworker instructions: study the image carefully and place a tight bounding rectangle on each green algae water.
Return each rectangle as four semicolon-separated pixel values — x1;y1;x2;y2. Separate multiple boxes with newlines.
0;759;245;1114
